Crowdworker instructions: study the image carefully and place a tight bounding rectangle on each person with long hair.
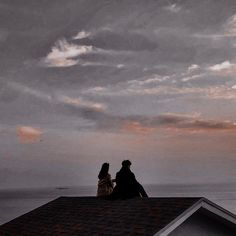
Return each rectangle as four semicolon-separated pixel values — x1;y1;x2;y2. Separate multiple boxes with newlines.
97;163;114;197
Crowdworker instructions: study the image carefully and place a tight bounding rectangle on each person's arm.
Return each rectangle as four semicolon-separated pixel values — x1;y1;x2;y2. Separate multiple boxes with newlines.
131;173;148;197
107;174;114;188
137;182;148;197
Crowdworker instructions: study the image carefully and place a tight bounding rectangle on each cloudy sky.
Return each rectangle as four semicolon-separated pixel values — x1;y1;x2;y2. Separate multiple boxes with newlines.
0;0;236;188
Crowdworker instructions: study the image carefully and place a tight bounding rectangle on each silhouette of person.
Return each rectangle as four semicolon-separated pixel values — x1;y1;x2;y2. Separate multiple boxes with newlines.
97;163;114;197
110;160;148;199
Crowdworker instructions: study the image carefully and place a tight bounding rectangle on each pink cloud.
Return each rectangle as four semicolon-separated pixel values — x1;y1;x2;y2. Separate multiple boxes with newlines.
122;121;155;135
16;126;43;144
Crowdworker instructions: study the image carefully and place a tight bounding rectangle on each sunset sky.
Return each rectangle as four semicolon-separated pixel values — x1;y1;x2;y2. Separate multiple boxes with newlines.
0;0;236;188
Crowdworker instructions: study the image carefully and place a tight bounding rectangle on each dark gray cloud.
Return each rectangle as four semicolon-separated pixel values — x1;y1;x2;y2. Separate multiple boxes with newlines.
1;0;236;187
0;80;16;103
110;113;236;132
75;29;158;51
0;0;235;94
152;113;236;130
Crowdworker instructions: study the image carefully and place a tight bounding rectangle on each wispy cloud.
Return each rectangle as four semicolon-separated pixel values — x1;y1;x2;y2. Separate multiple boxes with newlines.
164;4;181;13
208;61;236;75
60;96;106;112
9;82;107;113
122;121;155;135
206;86;236;100
116;64;125;68
187;64;200;73
84;80;236;101
181;73;205;82
8;80;236;135
209;61;232;71
193;14;236;39
16;126;43;143
45;58;78;67
9;82;52;101
120;113;236;135
80;61;126;68
43;39;93;67
84;83;205;97
73;30;91;40
86;87;106;93
157;113;236;131
128;74;169;86
224;14;236;37
42;37;131;68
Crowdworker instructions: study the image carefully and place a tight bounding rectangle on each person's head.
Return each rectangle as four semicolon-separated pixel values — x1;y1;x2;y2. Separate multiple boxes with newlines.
98;163;109;180
122;160;132;169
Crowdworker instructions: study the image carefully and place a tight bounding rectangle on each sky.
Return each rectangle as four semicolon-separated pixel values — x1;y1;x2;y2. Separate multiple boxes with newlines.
0;0;236;188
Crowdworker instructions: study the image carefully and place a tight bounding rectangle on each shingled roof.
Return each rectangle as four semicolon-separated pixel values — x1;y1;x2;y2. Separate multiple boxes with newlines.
0;197;235;236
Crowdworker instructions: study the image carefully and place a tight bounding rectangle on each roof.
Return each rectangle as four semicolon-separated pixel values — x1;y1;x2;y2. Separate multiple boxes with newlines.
155;197;236;235
0;197;235;236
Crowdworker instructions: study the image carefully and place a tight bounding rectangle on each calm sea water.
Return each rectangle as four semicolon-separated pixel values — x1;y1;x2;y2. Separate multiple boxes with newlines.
0;183;235;225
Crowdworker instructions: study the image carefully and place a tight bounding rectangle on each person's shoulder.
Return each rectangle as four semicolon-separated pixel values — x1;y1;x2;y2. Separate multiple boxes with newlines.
116;171;121;178
130;171;136;178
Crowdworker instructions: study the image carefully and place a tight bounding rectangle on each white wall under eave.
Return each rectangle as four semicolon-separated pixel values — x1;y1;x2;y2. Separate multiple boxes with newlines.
168;211;236;236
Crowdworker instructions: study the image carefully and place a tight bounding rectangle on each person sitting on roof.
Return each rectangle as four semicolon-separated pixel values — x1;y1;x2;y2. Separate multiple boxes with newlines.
110;160;148;199
97;163;114;197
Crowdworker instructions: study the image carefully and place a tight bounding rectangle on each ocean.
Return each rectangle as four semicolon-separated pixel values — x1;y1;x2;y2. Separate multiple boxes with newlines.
0;183;235;225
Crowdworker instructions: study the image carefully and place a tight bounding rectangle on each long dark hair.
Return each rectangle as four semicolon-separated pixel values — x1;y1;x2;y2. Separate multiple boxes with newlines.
98;163;109;180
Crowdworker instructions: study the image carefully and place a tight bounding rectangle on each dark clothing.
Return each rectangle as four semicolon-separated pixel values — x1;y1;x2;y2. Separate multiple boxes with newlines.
110;167;148;199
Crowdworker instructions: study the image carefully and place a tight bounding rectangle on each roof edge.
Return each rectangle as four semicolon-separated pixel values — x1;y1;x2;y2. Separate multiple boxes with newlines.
0;197;63;227
201;198;236;224
154;198;236;236
153;197;203;236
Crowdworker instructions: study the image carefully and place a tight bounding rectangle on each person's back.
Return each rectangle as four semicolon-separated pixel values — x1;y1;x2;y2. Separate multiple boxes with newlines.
115;165;140;198
97;163;113;197
111;160;148;199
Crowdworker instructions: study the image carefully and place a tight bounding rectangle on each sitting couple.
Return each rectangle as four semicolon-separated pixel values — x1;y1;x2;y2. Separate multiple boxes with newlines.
97;160;148;199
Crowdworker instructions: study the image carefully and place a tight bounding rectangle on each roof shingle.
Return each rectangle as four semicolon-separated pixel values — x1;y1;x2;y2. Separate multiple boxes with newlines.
0;197;201;236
